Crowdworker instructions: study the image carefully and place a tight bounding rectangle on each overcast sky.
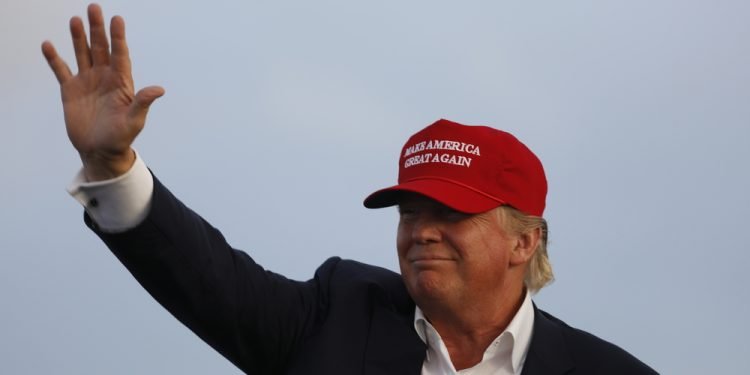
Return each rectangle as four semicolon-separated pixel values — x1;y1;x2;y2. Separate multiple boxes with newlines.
2;0;749;373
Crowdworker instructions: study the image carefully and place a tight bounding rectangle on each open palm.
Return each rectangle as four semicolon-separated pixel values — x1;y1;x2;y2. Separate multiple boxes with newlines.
43;3;163;180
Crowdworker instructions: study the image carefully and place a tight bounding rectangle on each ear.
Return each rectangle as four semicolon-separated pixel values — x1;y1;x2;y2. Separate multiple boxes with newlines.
509;227;541;266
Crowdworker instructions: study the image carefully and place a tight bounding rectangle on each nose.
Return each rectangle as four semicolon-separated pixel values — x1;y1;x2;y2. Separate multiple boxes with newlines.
410;213;442;244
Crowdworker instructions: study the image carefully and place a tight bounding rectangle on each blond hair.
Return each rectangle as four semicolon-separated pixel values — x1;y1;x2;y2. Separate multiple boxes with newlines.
498;206;554;294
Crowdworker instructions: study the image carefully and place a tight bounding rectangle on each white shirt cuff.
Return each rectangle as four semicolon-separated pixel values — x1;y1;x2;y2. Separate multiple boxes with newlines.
67;152;154;233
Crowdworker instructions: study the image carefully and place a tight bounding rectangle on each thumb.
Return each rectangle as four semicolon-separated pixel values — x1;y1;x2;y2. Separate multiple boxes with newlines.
128;85;165;124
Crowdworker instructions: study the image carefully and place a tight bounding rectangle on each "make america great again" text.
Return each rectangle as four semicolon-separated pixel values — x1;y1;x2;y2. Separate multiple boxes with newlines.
403;139;481;168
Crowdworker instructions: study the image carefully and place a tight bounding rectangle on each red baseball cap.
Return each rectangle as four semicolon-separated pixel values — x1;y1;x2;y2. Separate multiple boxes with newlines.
363;119;547;216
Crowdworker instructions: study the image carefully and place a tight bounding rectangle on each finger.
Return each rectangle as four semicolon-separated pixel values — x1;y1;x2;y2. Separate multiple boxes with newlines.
41;41;73;84
87;3;110;66
70;16;92;72
110;16;131;74
128;86;165;124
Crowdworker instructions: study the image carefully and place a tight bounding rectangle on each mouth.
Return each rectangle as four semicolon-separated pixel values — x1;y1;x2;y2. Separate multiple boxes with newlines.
404;247;457;267
408;255;455;266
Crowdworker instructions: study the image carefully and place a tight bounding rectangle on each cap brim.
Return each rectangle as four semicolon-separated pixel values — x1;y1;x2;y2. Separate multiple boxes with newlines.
363;178;505;214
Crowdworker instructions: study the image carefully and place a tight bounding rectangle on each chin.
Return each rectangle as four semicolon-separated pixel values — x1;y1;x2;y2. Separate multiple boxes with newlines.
407;271;453;302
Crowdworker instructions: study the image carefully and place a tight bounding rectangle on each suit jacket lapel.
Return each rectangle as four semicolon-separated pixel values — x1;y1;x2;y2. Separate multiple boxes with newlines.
363;304;426;375
362;281;426;375
521;304;575;375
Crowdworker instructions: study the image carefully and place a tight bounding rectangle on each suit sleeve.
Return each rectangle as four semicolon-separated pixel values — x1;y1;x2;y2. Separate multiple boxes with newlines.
86;174;337;374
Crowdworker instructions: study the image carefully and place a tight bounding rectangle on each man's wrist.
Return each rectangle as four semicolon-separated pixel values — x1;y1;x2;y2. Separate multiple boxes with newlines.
81;149;136;182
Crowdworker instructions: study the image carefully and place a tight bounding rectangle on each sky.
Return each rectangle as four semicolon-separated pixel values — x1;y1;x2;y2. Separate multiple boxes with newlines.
2;0;749;373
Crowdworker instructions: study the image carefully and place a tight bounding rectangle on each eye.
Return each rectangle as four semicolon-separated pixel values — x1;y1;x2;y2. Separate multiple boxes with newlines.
398;205;418;220
438;207;469;222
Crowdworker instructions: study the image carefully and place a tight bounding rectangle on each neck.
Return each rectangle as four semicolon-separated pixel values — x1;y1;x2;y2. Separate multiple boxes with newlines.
420;286;526;370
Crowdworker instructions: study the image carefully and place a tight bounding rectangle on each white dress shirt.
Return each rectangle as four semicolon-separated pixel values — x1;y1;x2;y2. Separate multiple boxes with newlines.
414;291;534;375
68;154;536;373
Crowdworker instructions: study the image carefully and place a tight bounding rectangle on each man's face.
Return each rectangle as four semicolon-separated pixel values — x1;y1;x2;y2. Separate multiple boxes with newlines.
397;193;519;309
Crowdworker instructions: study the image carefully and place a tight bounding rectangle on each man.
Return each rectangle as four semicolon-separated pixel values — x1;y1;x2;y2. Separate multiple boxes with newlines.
43;4;657;374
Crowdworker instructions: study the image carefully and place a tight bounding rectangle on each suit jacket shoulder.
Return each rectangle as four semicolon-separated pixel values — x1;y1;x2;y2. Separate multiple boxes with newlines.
523;307;658;375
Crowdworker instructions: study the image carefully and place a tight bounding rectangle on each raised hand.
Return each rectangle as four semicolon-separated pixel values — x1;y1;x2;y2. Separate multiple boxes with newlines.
42;3;164;181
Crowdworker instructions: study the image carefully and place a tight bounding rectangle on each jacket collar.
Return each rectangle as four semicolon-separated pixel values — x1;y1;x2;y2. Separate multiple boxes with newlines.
520;303;576;375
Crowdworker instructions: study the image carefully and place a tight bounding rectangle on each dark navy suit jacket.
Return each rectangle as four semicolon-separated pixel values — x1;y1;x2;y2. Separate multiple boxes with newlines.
87;177;657;374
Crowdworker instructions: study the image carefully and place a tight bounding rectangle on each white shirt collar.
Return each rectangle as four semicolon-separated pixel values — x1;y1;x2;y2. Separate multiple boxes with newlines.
414;291;535;374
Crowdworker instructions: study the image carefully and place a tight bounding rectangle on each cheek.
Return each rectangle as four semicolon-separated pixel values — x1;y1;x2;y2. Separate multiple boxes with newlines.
395;226;412;280
396;222;410;256
475;236;513;274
